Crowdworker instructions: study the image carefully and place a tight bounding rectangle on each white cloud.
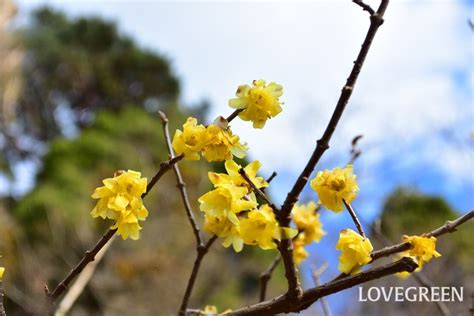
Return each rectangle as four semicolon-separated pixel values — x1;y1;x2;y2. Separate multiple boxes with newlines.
17;0;473;189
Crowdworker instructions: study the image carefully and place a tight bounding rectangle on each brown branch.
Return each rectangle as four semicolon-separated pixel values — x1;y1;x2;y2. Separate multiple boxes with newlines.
228;257;417;315
259;255;281;302
48;228;117;302
159;111;203;247
274;0;389;302
226;109;243;123
48;156;179;304
343;200;366;238
371;210;473;262
142;154;184;198
178;235;217;316
348;134;363;165
352;0;375;15
266;171;277;184
310;263;331;316
238;168;279;212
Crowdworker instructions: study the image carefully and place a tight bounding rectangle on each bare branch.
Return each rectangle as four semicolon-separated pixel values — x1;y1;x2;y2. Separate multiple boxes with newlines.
238;168;279;212
343;200;366;238
228;257;417;315
159;111;204;247
371;210;473;261
311;263;331;316
352;0;375;15
178;235;217;316
274;0;389;302
259;255;281;302
348;134;363;165
266;171;277;184
226;109;243;123
142;154;184;198
55;235;116;316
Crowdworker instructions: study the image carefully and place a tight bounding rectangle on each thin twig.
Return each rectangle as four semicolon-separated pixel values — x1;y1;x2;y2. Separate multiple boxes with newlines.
228;257;417;315
54;235;116;316
0;279;5;316
142;154;184;198
259;255;281;302
371;210;473;261
352;0;375;15
178;235;218;316
266;171;277;184
310;263;331;316
226;109;243;123
49;228;117;301
275;0;389;302
348;134;363;165
239;168;279;212
48;156;180;303
343;200;366;238
159;111;203;247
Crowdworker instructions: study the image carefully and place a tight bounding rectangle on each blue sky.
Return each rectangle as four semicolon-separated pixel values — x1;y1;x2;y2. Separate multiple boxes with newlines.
11;0;474;314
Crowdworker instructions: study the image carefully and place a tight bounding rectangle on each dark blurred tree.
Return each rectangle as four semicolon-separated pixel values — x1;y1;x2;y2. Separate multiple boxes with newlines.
0;7;184;180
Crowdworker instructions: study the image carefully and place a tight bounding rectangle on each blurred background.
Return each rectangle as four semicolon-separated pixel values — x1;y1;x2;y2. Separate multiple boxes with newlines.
0;0;472;315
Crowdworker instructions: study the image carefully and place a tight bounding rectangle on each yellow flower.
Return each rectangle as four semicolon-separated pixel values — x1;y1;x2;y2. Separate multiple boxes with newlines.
292;201;326;244
91;170;149;240
201;118;247;162
199;305;232;315
204;215;243;252
229;79;283;128
402;235;441;266
310;165;358;212
240;205;281;250
198;183;257;225
336;229;373;274
293;234;309;265
172;117;207;160
208;160;268;191
0;267;5;279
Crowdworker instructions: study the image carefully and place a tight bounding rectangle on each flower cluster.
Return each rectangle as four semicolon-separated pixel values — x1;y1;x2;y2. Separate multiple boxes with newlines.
228;79;283;128
291;201;326;265
172;117;247;162
310;165;358;212
200;160;296;252
0;267;4;279
402;235;441;266
336;229;373;275
91;170;148;240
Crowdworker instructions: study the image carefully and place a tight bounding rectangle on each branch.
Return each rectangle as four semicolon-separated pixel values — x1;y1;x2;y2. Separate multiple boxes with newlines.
178;235;217;316
275;0;389;302
159;111;204;247
266;171;277;184
238;168;279;212
310;263;331;316
228;257;417;315
142;154;184;198
0;279;5;316
348;134;363;165
54;235;116;316
352;0;375;15
48;156;179;303
343;200;366;238
259;255;281;302
226;109;243;123
371;210;473;262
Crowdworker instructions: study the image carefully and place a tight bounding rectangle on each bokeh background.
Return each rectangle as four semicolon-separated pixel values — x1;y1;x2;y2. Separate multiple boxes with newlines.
0;0;472;315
